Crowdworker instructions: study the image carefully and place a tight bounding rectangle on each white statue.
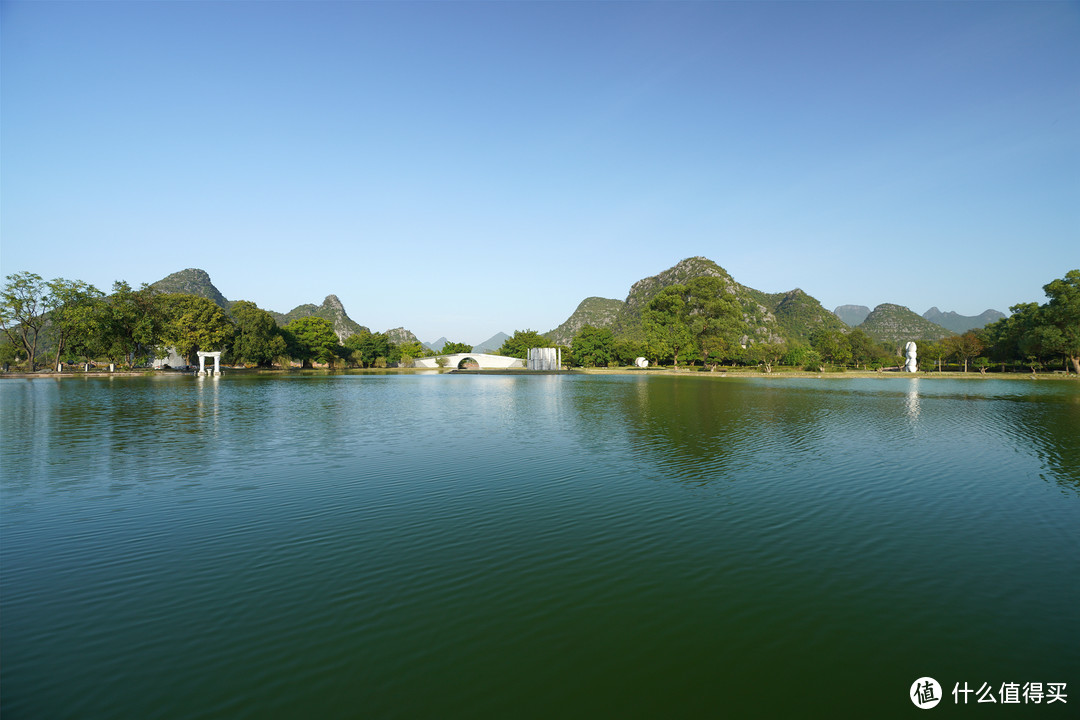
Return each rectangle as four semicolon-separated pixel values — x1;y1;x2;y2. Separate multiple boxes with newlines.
634;357;649;368
904;341;918;373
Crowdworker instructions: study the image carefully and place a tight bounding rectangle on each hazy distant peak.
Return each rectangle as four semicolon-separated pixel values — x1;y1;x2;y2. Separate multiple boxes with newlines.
833;304;872;327
922;307;1005;333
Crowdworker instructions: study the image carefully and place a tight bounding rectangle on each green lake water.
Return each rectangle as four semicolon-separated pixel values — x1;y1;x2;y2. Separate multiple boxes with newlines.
1;373;1078;718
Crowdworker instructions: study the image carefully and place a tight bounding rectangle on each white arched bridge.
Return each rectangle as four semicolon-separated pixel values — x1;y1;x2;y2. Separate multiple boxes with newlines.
412;353;525;370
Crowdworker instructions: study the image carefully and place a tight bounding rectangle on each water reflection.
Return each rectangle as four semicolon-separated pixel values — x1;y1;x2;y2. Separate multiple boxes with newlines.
905;377;920;420
561;375;1080;493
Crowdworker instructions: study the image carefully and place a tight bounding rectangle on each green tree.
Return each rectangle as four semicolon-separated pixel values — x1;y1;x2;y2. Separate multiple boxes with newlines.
440;341;473;355
286;316;339;368
158;294;235;364
1041;269;1080;375
811;330;853;367
571;325;615;367
344;330;397;368
612;338;645;366
45;279;106;368
1;271;53;371
0;339;18;368
919;341;949;372
643;286;694;367
982;303;1040;371
847;329;881;370
685;276;742;370
101;281;163;367
747;342;786;373
230;300;287;366
943;331;984;373
397;340;426;366
498;330;550;358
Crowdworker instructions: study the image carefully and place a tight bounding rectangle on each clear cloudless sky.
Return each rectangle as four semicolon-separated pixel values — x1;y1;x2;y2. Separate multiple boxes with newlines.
2;0;1078;344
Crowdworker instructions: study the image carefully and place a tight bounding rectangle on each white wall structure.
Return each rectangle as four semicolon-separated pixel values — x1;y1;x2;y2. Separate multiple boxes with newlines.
527;347;561;371
903;341;918;373
412;353;525;370
152;347;187;369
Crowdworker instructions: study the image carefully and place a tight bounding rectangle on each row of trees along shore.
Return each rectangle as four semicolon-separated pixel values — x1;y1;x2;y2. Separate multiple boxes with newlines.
0;272;475;371
2;270;1078;374
562;271;1080;374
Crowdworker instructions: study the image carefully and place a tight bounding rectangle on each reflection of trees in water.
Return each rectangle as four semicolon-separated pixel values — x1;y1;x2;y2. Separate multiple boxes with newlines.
566;377;833;486
565;377;1080;493
995;393;1080;491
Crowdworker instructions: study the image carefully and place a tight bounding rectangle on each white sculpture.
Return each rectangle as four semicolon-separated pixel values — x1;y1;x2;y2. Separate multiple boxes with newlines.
634;357;649;368
904;342;917;373
527;347;561;371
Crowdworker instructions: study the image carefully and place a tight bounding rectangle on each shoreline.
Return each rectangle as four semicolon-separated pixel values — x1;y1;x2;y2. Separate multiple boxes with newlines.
1;367;1075;381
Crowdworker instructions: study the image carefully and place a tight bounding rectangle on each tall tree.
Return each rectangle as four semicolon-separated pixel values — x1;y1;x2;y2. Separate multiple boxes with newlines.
1;272;53;370
102;281;163;367
158;294;235;365
345;330;396;367
440;341;473;355
46;279;105;368
285;316;339;368
847;329;881;370
643;286;694;367
943;331;984;372
397;340;426;366
812;330;853;367
919;340;948;372
571;325;615;367
1042;269;1080;374
747;342;786;373
497;330;550;358
685;276;742;370
230;300;287;366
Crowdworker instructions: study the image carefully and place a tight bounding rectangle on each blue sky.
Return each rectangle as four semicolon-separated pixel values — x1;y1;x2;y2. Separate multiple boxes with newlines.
3;1;1077;344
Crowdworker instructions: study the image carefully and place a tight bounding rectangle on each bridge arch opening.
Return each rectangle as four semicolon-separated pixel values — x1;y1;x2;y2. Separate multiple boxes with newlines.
457;357;480;370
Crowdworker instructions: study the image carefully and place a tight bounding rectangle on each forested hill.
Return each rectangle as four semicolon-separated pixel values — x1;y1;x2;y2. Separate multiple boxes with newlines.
547;256;845;346
269;295;369;343
545;297;624;346
151;269;230;309
150;269;380;342
857;304;952;344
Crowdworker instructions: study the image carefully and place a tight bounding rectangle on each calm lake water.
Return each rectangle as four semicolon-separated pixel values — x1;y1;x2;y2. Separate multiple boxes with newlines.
2;373;1077;718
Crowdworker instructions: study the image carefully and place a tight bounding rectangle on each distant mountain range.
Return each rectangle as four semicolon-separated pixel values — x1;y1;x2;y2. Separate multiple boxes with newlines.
472;332;509;354
831;303;1005;339
423;332;509;353
921;307;1005;333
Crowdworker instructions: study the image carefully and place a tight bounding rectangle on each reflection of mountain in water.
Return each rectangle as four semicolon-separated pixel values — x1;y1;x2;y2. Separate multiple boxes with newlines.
565;376;1080;494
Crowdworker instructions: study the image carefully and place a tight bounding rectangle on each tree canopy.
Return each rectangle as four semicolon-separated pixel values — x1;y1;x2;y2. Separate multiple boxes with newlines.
498;330;550;358
230;300;287;366
571;325;615;367
285;316;340;368
1;272;53;370
440;341;473;355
